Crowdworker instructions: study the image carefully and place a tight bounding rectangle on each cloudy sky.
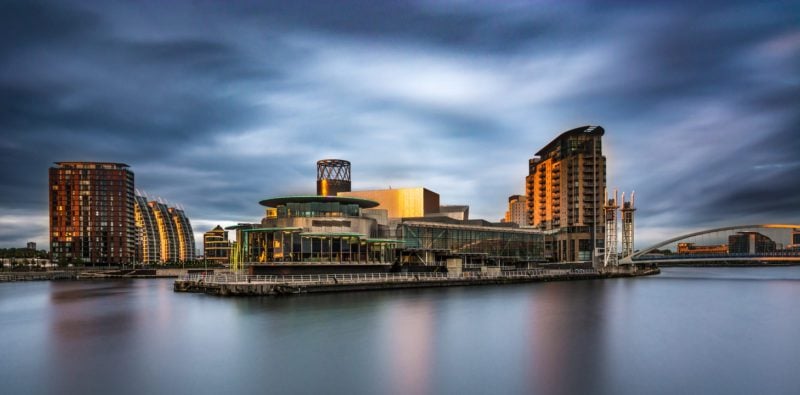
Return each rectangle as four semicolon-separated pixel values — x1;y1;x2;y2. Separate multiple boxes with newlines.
1;0;798;250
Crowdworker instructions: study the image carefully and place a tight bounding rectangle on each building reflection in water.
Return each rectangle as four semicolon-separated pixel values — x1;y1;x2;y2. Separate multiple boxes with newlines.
382;297;435;395
525;281;610;394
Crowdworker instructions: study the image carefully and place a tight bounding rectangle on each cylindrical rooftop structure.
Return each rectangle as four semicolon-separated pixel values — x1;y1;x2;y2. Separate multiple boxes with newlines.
317;159;351;196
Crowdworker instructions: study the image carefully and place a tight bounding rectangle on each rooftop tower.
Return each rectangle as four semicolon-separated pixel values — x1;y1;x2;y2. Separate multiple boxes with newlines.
317;159;351;196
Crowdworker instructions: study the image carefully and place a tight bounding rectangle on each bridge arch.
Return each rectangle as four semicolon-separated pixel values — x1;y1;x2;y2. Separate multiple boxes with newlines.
627;224;799;261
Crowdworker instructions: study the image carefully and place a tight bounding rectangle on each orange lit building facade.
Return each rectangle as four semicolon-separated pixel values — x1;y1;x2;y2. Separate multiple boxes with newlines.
49;162;136;265
338;188;440;219
677;243;728;254
134;196;196;264
526;126;606;262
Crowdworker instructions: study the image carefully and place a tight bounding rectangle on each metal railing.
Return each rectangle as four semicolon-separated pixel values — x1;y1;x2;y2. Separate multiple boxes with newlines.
178;269;598;286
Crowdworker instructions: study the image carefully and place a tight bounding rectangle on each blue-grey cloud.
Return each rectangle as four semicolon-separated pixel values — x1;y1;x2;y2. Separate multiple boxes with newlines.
0;0;798;250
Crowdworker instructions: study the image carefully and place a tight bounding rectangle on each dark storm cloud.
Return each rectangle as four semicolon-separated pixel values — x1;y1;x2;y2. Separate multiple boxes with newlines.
0;0;798;249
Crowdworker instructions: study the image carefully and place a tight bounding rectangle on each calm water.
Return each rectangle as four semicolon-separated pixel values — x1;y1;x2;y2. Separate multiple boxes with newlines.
1;267;799;395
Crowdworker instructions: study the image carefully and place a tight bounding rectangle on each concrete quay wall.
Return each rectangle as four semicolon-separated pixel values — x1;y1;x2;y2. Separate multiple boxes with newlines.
174;268;660;297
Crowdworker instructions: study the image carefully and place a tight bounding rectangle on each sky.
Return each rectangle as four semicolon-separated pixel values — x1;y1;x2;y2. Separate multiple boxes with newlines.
1;0;798;251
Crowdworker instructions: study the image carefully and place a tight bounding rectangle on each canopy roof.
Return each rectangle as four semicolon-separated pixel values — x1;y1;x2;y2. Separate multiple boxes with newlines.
259;195;380;208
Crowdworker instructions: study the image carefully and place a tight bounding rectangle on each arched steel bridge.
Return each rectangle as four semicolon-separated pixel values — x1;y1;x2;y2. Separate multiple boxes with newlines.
621;224;800;264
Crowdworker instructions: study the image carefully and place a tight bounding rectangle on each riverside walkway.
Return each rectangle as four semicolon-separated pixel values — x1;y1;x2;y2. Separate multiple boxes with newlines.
174;267;659;296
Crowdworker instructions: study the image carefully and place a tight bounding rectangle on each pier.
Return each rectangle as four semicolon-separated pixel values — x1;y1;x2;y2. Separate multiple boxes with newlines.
174;267;660;296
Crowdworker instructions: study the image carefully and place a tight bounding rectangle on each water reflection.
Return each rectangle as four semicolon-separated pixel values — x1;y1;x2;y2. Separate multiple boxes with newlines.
0;268;797;394
526;281;609;394
383;297;434;395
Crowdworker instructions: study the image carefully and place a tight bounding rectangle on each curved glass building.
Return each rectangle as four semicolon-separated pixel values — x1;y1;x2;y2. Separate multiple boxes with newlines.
229;196;403;271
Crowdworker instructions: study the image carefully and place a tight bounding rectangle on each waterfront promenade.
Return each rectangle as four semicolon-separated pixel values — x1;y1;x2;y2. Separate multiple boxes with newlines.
174;267;660;296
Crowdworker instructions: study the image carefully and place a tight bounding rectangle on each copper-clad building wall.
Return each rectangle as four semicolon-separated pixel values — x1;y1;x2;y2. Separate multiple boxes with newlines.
338;188;440;219
49;162;135;265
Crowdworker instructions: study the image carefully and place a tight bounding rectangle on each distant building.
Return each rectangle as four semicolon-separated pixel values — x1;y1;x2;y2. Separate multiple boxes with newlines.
790;229;800;250
339;187;440;219
49;162;136;265
503;195;527;227
134;195;195;264
526;126;606;262
204;225;231;264
26;242;36;250
677;242;728;255
728;232;776;254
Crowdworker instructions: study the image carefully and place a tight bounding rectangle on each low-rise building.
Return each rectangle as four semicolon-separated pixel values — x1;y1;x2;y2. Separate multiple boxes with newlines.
677;242;728;255
728;232;776;254
230;195;404;274
203;225;231;265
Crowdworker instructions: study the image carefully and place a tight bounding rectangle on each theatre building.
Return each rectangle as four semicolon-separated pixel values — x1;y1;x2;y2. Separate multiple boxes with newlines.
229;196;404;274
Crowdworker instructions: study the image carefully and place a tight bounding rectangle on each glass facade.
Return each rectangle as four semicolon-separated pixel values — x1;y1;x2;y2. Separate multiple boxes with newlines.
238;228;398;264
398;222;544;263
275;202;361;218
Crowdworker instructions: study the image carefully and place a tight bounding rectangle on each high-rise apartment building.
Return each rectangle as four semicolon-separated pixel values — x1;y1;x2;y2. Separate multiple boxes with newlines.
134;195;160;264
134;195;196;264
203;225;231;264
170;207;195;262
148;200;179;262
525;126;606;262
49;162;135;265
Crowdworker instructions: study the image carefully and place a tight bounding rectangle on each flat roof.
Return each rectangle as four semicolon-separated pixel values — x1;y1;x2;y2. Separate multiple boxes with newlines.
366;238;406;244
242;227;303;232
225;223;258;230
259;195;379;208
54;162;130;168
299;232;366;237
